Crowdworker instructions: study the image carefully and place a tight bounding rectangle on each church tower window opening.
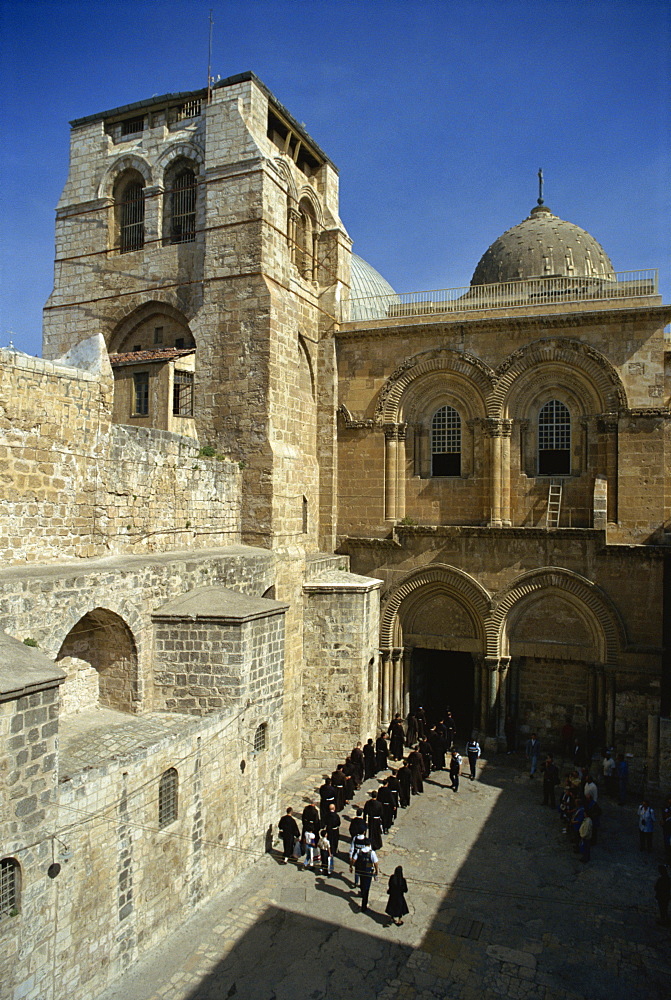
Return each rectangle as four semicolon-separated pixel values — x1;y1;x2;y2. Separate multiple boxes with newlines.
253;723;267;753
431;405;461;476
0;858;20;919
115;173;145;253
538;399;571;475
158;768;178;828
169;168;197;244
173;370;194;416
133;372;149;415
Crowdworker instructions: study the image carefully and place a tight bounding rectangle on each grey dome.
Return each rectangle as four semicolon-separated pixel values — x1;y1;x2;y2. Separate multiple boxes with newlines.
349;253;399;321
471;205;616;286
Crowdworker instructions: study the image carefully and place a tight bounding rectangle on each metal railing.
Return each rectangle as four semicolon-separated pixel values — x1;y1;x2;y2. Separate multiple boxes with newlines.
347;270;658;323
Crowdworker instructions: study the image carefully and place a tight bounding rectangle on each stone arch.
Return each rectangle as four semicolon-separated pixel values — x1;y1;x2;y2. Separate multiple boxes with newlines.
272;156;299;203
56;607;140;713
375;349;494;425
490;567;626;664
107;300;195;354
298;333;316;401
491;338;628;418
156;141;205;176
98;154;153;200
295;185;323;227
380;564;491;650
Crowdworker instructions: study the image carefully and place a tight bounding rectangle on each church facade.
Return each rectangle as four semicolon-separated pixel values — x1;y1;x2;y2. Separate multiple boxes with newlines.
1;71;669;999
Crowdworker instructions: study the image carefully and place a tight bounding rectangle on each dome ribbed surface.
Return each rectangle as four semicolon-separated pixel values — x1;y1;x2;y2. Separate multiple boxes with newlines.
350;253;399;320
471;205;616;286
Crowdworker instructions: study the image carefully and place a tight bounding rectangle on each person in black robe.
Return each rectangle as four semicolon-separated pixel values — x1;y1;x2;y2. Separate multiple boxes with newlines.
406;712;418;747
378;780;395;834
418;737;433;776
386;771;400;820
429;726;446;770
319;777;336;824
407;749;424;794
445;712;456;748
416;706;427;740
324;804;341;868
363;791;384;850
342;759;356;799
331;767;347;811
278;807;300;863
388;714;405;761
397;761;412;808
375;733;389;772
363;738;377;780
385;865;410;926
351;743;365;787
301;801;320;841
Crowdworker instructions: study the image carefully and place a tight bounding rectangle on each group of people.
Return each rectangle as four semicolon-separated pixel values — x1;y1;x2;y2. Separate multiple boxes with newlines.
276;709;471;921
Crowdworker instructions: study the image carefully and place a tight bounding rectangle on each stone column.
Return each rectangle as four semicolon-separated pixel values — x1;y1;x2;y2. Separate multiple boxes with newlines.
396;425;407;520
595;666;606;746
391;647;403;717
484;656;501;735
497;656;511;739
288;206;300;264
606;671;616;748
403;648;412;716
380;649;391;726
384;424;398;522
500;419;513;526
486;419;503;527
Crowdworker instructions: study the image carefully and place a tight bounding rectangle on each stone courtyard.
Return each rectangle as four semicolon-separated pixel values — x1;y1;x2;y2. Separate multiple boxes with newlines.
97;754;670;1000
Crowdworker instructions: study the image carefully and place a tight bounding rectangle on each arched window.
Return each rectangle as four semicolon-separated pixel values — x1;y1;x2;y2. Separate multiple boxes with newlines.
158;768;178;828
431;406;461;476
538;400;571;475
169;168;196;243
296;199;316;280
115;172;145;253
0;858;20;919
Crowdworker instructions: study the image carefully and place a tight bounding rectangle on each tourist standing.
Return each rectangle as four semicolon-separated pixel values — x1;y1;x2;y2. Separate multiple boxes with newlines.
466;737;481;780
526;733;540;778
638;800;655;852
350;838;378;913
449;750;462;792
542;754;560;808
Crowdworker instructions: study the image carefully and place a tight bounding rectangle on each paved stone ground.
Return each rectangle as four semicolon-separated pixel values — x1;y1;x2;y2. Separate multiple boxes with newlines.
97;756;670;1000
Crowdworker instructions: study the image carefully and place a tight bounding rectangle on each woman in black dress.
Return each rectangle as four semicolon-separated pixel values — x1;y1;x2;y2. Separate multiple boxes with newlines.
385;866;409;926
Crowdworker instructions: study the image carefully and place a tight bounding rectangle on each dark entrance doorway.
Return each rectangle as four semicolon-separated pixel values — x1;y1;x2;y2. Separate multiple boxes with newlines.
411;648;475;736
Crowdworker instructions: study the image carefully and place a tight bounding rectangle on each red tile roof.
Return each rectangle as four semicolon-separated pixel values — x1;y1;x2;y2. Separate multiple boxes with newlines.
110;347;195;367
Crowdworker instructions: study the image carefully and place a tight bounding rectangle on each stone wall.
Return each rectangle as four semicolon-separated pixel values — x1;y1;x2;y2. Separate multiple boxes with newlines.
0;349;242;565
302;571;381;767
0;684;61;1000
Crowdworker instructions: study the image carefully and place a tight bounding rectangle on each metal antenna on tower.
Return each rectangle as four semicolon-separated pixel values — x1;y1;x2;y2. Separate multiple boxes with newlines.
538;167;544;206
207;9;214;103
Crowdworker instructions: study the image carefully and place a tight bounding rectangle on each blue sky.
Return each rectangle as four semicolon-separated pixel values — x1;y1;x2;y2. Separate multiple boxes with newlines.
1;0;669;357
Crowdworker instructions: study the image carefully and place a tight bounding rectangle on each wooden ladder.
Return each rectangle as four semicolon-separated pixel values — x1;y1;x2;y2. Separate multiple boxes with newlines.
546;480;562;528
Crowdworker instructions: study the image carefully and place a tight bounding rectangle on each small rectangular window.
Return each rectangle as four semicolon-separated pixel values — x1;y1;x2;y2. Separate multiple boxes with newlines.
153;327;164;345
158;768;178;829
121;116;145;136
0;858;19;918
173;371;194;416
253;723;267;753
133;372;149;415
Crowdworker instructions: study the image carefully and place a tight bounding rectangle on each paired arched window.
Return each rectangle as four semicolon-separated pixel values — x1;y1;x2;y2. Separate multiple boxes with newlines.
296;199;316;280
114;172;145;253
0;857;20;919
431;405;461;477
168;168;196;243
538;399;571;475
158;768;178;828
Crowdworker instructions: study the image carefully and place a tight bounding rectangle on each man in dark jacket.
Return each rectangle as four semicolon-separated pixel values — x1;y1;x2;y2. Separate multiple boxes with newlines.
541;754;560;807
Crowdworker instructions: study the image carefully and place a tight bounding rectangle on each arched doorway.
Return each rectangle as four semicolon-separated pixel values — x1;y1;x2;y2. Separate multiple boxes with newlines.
57;608;139;713
380;566;488;735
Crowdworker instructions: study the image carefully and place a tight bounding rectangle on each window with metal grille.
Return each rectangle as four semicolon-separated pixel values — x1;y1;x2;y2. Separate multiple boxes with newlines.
170;169;196;244
173;100;201;122
431;405;461;476
538;399;571;475
0;858;20;919
119;180;145;252
253;723;267;753
121;115;145;136
173;370;194;416
158;768;178;828
133;372;149;415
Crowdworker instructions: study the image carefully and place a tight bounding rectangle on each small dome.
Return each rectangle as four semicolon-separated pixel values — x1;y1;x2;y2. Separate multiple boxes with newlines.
471;205;616;286
349;253;399;321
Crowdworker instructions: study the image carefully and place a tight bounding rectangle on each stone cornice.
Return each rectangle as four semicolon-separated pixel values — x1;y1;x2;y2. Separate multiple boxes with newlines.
337;304;671;340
